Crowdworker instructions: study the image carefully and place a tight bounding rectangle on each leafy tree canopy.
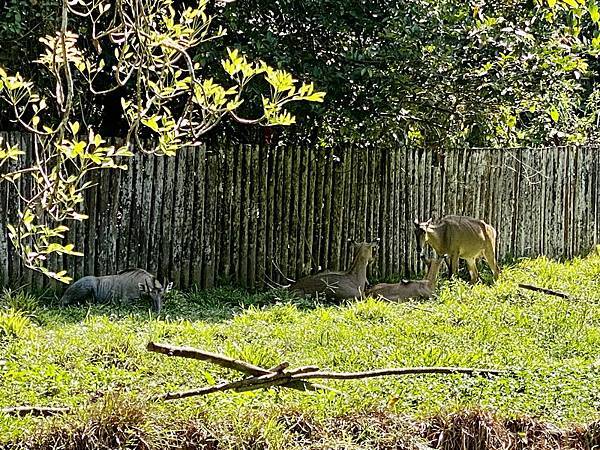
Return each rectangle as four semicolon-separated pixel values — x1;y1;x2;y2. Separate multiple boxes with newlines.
222;0;600;147
1;0;599;148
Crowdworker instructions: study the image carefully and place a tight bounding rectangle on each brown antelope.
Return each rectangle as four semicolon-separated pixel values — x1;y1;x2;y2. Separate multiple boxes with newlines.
414;215;500;283
366;257;443;301
291;242;378;300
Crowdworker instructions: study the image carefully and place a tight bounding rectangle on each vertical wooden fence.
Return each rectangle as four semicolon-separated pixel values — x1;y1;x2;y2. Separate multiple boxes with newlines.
0;132;598;289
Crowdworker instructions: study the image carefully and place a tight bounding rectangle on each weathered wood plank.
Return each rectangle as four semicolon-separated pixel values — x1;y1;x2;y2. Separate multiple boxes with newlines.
339;147;352;271
264;145;276;281
180;148;196;287
115;150;134;274
201;149;215;288
190;144;206;286
255;144;268;286
218;142;232;279
148;155;165;278
296;144;309;274
247;144;260;286
239;144;251;285
286;143;299;281
160;153;176;282
321;150;334;270
312;149;325;270
171;148;187;286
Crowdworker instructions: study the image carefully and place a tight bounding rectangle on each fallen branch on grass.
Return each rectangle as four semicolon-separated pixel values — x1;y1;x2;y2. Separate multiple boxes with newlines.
146;341;321;392
1;406;70;417
518;283;570;299
147;341;505;400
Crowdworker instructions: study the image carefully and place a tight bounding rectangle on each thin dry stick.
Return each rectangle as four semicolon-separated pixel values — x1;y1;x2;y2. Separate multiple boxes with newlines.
161;372;292;400
518;283;570;299
290;367;504;380
1;406;70;417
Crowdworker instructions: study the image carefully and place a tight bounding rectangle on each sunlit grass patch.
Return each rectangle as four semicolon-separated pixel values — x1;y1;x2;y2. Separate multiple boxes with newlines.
1;252;599;447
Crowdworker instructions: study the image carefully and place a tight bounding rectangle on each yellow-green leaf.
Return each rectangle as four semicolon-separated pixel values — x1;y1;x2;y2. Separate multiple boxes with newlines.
590;2;600;22
303;92;326;102
70;121;80;136
72;141;86;157
115;147;134;157
142;116;160;132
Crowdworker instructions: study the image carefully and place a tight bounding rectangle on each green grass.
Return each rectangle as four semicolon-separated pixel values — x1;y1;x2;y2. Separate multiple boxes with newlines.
1;253;599;448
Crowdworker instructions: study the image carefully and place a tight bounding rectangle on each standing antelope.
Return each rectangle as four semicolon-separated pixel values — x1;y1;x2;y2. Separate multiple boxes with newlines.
60;268;173;313
291;242;378;300
413;215;500;283
366;257;444;301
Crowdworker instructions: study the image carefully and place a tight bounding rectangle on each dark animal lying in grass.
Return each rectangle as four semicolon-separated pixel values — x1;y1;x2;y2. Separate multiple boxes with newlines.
366;257;443;301
60;268;172;313
290;242;378;300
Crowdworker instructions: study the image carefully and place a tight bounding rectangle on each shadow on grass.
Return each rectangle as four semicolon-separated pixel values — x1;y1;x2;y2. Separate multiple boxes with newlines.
4;255;527;325
1;285;331;325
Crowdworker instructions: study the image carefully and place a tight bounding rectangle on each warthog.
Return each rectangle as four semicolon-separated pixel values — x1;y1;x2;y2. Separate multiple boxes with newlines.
366;257;444;301
60;268;172;313
291;242;378;300
414;215;500;283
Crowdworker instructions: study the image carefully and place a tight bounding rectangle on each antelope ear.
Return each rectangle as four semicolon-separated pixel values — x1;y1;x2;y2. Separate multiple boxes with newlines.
414;218;420;228
425;218;433;227
138;282;147;292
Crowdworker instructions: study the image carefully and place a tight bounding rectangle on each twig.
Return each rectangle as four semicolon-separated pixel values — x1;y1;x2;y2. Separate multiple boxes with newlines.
1;406;70;417
518;283;570;299
290;367;504;380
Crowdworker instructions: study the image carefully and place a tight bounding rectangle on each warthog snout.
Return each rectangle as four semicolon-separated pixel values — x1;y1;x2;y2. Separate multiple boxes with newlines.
138;277;173;314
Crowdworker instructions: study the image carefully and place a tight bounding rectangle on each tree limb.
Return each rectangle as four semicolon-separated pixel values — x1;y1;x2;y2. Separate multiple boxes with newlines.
147;341;272;376
146;341;319;392
149;342;505;400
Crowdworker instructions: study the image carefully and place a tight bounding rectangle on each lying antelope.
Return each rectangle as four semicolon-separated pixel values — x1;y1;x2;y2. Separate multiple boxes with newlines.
291;242;378;300
414;215;500;283
366;257;443;301
60;268;173;313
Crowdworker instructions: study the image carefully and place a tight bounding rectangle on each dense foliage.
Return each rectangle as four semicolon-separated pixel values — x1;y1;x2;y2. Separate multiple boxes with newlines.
223;0;600;147
2;0;599;147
